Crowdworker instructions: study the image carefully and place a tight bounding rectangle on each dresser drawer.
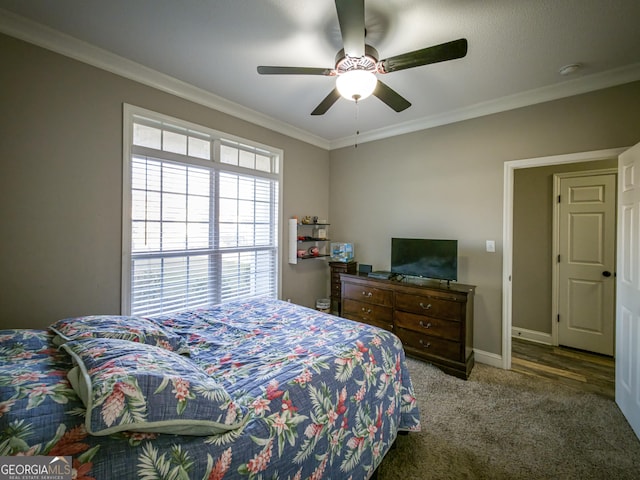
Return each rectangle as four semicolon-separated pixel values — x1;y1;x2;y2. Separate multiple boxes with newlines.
344;313;394;332
395;292;463;321
343;282;393;307
395;327;463;361
343;299;393;331
394;310;461;342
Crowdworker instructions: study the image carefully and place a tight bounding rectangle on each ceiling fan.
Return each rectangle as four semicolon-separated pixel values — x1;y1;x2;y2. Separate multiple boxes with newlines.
257;0;468;115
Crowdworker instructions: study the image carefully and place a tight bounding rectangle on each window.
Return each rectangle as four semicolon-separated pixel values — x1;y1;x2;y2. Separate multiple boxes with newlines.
122;105;281;316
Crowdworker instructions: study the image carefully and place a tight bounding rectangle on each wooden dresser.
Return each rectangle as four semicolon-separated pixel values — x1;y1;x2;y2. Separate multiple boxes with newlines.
341;273;475;379
329;261;357;315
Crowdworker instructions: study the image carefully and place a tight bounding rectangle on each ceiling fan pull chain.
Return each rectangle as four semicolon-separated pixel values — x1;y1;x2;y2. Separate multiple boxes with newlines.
354;98;360;148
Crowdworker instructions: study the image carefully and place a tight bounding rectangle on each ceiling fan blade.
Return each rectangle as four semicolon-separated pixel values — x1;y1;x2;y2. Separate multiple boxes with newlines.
257;66;334;76
335;0;365;58
311;88;342;115
379;38;468;74
373;80;411;112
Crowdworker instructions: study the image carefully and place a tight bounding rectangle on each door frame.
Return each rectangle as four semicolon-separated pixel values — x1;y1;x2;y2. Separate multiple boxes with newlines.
501;147;628;370
551;169;618;348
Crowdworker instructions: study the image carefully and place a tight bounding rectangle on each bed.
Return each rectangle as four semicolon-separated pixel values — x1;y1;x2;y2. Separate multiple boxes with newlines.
0;297;420;479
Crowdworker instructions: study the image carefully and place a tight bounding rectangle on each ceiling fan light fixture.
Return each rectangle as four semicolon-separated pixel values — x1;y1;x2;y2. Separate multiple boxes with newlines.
336;70;377;101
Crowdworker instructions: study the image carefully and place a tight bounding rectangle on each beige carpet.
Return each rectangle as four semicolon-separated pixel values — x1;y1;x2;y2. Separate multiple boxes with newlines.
377;358;640;480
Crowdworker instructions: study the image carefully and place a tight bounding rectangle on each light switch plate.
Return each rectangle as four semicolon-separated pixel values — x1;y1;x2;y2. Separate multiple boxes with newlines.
486;240;496;253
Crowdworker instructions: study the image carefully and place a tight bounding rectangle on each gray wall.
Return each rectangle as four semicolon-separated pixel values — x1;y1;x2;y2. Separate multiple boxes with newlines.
329;81;640;357
0;33;330;329
3;31;640;360
512;159;617;336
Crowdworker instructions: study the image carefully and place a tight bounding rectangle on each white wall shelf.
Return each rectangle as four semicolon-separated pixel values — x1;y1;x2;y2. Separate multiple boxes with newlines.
288;218;330;264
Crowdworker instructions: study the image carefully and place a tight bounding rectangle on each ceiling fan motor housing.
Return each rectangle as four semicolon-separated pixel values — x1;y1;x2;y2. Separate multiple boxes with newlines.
335;44;379;74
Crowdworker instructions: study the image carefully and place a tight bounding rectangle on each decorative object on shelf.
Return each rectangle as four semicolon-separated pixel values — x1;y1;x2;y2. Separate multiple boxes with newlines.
289;218;331;264
313;226;327;239
330;242;354;262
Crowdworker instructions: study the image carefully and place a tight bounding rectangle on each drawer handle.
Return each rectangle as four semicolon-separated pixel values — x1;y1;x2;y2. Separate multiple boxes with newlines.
419;339;431;349
388;324;394;330
361;307;372;314
419;320;432;329
362;291;372;297
419;302;432;310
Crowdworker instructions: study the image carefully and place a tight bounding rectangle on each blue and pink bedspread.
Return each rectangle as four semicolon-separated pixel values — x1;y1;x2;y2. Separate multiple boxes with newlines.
1;297;420;479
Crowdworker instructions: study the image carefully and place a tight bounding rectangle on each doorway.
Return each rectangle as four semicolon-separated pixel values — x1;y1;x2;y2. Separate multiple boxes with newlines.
502;147;628;370
511;337;615;399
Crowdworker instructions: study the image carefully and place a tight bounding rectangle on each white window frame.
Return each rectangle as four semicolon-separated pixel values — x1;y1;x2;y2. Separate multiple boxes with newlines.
121;104;283;315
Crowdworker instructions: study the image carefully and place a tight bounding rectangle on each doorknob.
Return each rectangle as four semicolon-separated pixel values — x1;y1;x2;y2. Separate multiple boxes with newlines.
602;271;612;277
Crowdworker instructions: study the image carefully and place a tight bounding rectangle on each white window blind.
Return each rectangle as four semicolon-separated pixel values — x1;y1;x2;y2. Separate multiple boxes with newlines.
123;106;280;316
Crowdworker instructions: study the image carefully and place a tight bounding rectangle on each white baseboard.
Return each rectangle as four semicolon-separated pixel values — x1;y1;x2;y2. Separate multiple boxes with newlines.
474;348;503;368
474;328;553;371
474;329;553;371
512;327;553;345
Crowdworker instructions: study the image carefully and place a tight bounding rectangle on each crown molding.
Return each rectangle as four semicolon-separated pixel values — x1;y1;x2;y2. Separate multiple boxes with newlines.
330;62;640;149
3;9;639;152
0;9;331;150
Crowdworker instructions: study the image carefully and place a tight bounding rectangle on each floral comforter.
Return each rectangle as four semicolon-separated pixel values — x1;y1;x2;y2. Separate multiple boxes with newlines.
0;298;420;479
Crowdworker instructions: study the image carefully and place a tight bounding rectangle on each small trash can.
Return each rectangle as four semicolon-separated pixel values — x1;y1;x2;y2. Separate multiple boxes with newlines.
316;298;331;313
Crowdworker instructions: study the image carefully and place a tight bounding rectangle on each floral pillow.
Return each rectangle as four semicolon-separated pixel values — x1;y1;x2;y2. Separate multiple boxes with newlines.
50;315;189;354
61;338;247;436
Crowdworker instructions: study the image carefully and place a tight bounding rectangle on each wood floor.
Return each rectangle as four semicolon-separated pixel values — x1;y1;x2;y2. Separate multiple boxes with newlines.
511;338;615;400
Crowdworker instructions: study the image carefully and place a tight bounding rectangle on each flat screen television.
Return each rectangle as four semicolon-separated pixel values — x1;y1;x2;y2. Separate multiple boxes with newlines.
391;238;458;282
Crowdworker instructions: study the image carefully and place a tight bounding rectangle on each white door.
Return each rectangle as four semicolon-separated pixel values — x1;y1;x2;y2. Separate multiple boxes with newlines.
557;173;616;355
616;142;640;440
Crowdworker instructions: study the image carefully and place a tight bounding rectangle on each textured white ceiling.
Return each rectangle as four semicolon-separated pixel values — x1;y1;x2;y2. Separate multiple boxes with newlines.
1;0;639;149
